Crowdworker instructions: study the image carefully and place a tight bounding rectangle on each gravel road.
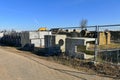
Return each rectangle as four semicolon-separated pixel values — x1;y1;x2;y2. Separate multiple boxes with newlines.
0;46;113;80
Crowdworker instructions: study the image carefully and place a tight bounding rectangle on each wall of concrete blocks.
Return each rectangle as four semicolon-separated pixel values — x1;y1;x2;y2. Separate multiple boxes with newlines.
0;31;52;48
21;31;31;47
0;33;3;40
65;38;85;57
21;31;51;48
45;35;66;52
0;32;21;46
65;37;95;59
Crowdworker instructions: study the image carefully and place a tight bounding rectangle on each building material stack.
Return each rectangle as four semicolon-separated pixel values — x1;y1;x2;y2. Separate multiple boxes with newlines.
65;37;95;59
21;31;51;48
98;32;111;45
0;31;21;46
44;34;66;55
0;32;3;41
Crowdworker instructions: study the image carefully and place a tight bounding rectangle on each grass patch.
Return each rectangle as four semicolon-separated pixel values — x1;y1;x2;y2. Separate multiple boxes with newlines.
99;43;120;49
77;45;94;55
82;50;94;55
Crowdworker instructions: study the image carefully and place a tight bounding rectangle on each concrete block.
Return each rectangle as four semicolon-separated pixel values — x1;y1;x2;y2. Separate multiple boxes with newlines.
45;34;66;52
65;37;95;59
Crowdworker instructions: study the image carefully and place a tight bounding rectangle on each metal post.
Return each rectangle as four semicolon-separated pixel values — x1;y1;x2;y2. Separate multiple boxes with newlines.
94;26;99;61
117;50;119;64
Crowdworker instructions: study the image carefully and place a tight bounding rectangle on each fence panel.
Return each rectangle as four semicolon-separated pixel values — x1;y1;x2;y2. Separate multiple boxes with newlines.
97;25;120;64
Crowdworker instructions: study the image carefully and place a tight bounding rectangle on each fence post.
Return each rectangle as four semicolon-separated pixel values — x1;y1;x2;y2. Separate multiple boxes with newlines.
94;26;99;61
117;50;119;64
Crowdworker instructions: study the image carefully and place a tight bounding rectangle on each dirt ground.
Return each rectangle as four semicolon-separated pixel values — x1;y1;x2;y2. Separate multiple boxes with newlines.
43;55;120;79
0;46;118;80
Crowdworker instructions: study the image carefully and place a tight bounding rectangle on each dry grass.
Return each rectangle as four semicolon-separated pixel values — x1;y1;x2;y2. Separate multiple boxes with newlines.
99;43;120;49
88;43;120;50
44;55;120;79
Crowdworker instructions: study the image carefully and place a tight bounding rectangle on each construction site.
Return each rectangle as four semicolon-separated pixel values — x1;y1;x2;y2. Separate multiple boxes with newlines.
0;24;120;80
1;0;120;79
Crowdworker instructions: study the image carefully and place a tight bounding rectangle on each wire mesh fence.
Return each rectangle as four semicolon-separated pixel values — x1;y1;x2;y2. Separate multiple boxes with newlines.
96;25;120;65
52;25;120;65
62;25;120;64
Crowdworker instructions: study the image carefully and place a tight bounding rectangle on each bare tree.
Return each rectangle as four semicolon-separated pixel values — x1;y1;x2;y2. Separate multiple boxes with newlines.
80;19;88;30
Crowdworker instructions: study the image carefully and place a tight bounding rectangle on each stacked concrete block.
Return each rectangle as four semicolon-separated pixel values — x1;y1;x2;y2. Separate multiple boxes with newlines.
21;31;30;47
45;35;55;48
65;37;95;59
98;32;111;45
0;32;21;46
45;34;66;52
0;32;3;40
21;31;51;48
55;35;66;52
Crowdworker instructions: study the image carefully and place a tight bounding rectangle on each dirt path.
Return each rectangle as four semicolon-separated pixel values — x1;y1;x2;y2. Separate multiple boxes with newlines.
0;46;114;80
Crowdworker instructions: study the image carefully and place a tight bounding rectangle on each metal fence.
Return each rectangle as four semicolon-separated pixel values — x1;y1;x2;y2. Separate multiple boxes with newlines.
55;24;120;64
96;25;120;64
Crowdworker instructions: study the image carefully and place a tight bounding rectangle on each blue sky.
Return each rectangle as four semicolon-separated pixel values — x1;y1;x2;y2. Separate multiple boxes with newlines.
0;0;120;30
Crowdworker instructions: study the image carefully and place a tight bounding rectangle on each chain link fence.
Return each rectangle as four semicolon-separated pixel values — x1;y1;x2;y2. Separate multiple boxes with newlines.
52;25;120;65
63;25;120;65
96;25;120;65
